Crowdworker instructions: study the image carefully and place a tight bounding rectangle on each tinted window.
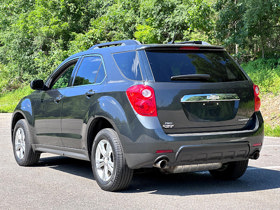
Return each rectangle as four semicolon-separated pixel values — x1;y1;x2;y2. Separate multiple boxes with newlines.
95;65;105;83
113;51;142;80
52;63;76;89
146;50;247;82
74;56;105;86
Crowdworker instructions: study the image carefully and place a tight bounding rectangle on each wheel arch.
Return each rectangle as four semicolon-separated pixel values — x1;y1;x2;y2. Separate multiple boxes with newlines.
11;111;26;141
86;117;114;158
85;95;132;157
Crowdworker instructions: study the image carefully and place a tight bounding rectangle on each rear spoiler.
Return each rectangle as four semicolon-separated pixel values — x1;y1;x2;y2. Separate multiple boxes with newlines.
137;44;225;51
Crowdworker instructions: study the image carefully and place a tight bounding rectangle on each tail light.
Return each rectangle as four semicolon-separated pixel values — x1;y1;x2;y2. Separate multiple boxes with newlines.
126;85;157;116
253;84;261;111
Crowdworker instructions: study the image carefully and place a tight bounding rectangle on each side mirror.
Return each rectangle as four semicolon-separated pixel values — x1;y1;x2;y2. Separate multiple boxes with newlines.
30;79;45;90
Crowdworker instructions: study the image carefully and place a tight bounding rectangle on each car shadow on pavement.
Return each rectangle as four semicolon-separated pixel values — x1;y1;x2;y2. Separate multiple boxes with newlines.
37;156;280;195
37;156;94;180
128;167;280;196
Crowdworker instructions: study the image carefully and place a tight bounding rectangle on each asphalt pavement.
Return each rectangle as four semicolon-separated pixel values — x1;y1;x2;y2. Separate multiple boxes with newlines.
1;113;280;210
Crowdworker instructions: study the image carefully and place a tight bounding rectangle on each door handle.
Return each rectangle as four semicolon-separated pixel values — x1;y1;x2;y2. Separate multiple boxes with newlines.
85;90;95;97
54;95;63;103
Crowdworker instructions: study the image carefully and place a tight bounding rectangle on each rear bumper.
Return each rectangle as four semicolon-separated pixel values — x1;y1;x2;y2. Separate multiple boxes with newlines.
121;112;264;169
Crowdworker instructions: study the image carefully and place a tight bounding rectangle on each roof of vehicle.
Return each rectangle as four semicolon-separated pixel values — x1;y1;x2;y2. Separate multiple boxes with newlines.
66;39;225;62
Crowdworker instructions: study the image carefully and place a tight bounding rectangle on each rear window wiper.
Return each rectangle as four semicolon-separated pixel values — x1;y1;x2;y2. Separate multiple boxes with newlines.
171;74;210;81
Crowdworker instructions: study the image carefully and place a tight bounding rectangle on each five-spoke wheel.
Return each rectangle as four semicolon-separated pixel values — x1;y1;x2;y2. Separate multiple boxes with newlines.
95;139;114;182
15;127;26;160
91;128;133;191
12;119;40;166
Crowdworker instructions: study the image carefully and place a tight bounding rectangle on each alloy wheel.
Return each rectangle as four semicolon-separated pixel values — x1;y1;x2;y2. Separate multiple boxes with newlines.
95;139;114;182
15;128;26;159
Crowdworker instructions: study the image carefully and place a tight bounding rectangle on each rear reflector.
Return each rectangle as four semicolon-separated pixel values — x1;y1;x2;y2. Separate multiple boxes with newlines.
253;84;261;111
179;46;200;50
253;143;262;147
156;150;173;154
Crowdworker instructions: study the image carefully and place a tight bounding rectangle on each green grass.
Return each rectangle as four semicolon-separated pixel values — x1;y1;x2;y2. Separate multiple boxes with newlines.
265;124;280;137
241;58;280;95
0;86;33;113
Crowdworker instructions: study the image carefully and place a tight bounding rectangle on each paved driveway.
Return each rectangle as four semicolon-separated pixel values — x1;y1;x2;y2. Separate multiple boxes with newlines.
1;113;279;209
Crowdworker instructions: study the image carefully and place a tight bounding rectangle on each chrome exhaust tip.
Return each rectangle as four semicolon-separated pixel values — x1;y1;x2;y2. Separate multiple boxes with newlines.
250;150;260;160
154;159;168;169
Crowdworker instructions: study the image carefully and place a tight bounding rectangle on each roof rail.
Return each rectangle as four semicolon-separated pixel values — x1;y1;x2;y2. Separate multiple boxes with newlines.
176;41;211;45
89;40;141;50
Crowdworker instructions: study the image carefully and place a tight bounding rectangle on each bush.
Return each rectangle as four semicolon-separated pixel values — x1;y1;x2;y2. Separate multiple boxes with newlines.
242;58;280;94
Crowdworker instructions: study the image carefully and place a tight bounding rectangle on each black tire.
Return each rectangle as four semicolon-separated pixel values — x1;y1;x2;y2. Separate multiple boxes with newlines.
12;119;40;166
209;160;248;180
91;128;133;191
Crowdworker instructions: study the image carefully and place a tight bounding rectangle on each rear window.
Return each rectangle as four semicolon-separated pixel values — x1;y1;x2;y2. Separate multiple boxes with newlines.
113;51;142;80
145;50;247;82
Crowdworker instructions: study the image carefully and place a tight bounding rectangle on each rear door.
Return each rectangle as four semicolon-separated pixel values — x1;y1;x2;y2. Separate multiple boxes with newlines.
144;47;255;134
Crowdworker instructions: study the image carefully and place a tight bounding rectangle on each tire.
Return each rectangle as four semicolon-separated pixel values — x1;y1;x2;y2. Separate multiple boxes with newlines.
91;128;133;191
209;160;248;180
12;119;40;166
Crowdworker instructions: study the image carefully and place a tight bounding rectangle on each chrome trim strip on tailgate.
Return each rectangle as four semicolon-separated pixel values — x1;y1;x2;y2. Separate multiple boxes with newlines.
181;93;240;103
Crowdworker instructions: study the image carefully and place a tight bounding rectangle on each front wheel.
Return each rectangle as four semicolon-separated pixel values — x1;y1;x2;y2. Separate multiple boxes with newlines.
12;119;40;166
209;160;248;180
91;128;133;191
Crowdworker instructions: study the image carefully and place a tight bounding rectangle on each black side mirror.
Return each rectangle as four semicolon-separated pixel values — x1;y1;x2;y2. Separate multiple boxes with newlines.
30;79;45;90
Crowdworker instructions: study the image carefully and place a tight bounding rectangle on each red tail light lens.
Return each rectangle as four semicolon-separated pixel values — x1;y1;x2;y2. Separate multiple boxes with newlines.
253;84;261;111
126;85;157;116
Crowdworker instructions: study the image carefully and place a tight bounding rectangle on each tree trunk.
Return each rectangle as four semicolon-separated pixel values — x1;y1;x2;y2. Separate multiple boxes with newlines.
260;38;265;59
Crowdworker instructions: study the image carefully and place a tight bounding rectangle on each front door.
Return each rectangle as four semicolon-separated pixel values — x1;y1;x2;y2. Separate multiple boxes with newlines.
34;60;78;147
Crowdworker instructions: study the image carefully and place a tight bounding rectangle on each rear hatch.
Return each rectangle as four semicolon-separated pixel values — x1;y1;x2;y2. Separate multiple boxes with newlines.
144;46;255;134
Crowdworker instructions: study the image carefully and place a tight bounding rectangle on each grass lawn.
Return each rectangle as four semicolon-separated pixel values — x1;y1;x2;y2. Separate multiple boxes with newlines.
0;86;33;113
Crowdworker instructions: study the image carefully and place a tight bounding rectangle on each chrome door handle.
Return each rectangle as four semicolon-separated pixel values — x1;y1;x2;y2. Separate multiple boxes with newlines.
85;90;95;97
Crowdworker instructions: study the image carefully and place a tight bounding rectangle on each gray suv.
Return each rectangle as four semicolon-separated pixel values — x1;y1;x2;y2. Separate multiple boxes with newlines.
11;40;264;191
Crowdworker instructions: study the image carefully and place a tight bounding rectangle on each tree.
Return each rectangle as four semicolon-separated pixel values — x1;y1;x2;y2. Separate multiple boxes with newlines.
215;0;280;59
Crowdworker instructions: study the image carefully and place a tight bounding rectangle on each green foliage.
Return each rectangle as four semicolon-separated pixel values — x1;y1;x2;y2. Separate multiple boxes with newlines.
0;86;33;113
134;25;157;44
0;0;215;93
0;0;107;92
265;124;280;137
136;0;214;43
242;58;280;94
215;0;280;59
0;0;279;94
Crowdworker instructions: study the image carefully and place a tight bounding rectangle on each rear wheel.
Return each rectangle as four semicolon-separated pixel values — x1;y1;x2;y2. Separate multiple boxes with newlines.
12;119;40;166
209;160;248;180
91;128;133;191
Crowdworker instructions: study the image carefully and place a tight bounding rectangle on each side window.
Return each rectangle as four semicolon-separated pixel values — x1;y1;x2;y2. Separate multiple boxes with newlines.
74;56;105;86
52;63;76;89
113;51;142;80
95;65;105;83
